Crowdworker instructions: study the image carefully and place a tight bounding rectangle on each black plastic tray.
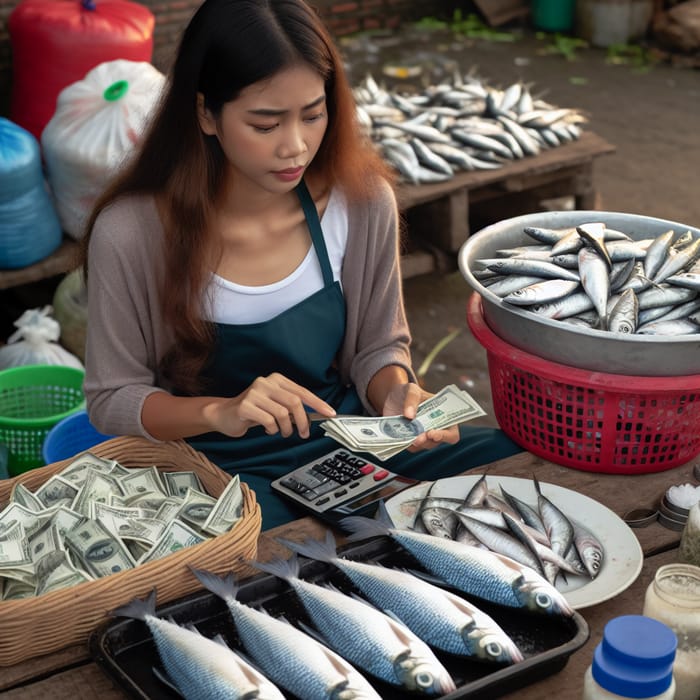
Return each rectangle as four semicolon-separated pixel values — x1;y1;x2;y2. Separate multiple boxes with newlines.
89;536;589;699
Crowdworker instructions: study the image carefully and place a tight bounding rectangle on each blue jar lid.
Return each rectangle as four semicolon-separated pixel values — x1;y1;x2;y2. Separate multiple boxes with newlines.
592;615;677;698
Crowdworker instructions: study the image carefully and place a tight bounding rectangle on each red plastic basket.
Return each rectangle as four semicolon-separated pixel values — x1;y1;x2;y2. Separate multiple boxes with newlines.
467;293;700;474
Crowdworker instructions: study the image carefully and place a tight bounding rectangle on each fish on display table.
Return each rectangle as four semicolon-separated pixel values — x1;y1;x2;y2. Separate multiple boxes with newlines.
277;530;524;664
340;502;575;617
112;588;286;700
250;553;457;696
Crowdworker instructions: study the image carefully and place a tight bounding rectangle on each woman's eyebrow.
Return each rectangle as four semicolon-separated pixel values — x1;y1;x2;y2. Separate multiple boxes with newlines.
248;94;326;116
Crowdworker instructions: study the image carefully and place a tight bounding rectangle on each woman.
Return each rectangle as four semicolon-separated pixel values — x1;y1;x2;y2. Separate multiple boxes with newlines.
81;0;521;529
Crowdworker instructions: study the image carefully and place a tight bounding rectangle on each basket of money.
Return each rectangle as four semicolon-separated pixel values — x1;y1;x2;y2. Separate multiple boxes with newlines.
0;364;86;476
467;293;700;474
0;436;262;666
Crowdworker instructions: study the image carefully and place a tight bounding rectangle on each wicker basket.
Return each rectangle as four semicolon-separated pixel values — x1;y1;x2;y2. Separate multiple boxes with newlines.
0;436;262;666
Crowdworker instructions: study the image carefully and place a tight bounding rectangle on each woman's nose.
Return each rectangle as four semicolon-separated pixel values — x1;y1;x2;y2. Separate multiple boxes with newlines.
277;124;307;159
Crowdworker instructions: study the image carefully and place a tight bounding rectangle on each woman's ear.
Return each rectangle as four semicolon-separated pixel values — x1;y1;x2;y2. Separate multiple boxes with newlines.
197;93;217;135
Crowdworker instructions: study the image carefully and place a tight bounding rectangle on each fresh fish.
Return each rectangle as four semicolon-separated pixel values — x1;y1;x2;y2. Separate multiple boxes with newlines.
523;226;577;245
652;237;700;283
637;285;697;310
666;272;700;291
571;520;604;579
532;291;594;319
499;486;547;537
637;318;700;335
478;257;580;281
250;554;456;695
608;288;638;334
409;137;454;176
503;279;580;306
644;229;676;280
609;258;637;292
453;512;545;575
191;568;382;700
577;222;612;270
277;532;523;664
534;479;574;585
487;275;545;298
340;503;574;617
578;247;610;328
416;481;458;539
112;589;286;700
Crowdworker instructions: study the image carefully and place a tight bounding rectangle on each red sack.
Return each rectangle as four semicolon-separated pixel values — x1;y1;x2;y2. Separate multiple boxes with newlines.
9;0;155;142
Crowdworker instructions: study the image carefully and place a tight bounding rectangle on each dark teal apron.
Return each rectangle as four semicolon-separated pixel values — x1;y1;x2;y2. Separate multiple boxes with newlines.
188;180;521;529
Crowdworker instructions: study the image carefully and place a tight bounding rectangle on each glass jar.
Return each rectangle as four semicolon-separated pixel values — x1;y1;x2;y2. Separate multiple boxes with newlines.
582;615;677;700
643;563;700;700
679;502;700;568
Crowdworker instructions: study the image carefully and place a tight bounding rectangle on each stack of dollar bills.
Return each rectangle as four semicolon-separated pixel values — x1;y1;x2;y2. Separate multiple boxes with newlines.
320;384;486;461
0;452;243;600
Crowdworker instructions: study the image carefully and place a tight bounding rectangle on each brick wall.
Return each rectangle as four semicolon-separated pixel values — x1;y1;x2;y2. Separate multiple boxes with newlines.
0;0;456;118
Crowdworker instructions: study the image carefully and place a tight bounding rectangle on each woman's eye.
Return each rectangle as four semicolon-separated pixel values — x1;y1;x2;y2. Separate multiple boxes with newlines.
305;112;325;123
252;124;277;133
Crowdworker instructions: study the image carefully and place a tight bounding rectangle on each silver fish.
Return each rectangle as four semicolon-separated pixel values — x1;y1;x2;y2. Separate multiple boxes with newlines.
191;568;382;700
523;226;577;245
532;290;595;319
341;503;574;617
571;520;604;579
665;272;700;291
577;222;612;270
637;318;700;335
608;288;638;334
277;532;523;664
652;237;700;283
251;555;456;696
637;285;697;310
578;247;610;328
112;589;286;700
503;279;580;306
643;229;676;280
479;257;580;281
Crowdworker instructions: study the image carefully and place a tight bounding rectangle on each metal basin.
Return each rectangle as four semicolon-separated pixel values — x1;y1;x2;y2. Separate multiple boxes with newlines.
458;210;700;376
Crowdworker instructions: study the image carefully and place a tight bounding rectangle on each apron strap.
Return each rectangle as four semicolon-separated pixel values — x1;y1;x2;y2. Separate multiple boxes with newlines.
295;179;334;287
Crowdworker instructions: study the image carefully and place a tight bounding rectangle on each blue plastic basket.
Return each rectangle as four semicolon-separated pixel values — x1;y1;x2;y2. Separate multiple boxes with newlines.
42;409;114;464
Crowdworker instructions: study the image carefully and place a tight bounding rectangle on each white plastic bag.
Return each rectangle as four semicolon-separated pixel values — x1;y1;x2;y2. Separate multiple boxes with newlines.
0;306;84;370
41;59;166;239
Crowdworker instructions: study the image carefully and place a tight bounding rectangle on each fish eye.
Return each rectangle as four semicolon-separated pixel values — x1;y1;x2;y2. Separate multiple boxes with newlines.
485;641;503;659
415;671;435;689
536;592;553;609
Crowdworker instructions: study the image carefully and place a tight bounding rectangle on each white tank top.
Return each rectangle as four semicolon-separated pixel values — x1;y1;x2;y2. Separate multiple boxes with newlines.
204;188;348;324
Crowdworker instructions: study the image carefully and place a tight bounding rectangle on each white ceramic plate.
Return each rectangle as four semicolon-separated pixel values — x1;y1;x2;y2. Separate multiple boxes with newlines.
385;475;643;610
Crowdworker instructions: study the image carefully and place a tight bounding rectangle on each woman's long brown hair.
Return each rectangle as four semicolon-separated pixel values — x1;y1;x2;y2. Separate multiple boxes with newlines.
80;0;394;394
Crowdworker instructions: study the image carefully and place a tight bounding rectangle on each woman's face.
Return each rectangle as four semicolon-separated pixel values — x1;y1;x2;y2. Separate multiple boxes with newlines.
198;63;328;194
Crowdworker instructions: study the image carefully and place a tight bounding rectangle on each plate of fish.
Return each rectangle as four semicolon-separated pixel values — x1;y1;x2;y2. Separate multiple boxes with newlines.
384;474;644;609
91;533;588;700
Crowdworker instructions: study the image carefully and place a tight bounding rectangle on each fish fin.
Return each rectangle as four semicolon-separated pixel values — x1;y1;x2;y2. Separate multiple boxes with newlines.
111;587;157;620
152;665;184;697
340;500;394;540
404;567;448;587
248;553;300;581
189;567;239;601
275;531;338;563
297;619;330;646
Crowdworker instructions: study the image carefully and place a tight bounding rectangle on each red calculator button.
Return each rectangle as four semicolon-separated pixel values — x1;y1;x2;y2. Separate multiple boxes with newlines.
373;470;390;481
359;464;374;475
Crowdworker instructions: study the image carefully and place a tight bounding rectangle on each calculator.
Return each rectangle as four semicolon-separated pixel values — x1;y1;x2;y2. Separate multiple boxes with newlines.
271;448;418;526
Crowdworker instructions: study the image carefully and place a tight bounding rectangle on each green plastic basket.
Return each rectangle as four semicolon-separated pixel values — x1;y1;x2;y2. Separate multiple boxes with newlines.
0;364;86;476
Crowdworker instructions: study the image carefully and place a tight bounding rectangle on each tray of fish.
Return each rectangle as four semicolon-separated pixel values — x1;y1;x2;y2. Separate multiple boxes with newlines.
459;210;700;375
90;532;588;700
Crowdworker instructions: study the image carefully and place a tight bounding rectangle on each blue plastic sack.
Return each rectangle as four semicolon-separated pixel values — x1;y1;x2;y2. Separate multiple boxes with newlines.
0;117;62;268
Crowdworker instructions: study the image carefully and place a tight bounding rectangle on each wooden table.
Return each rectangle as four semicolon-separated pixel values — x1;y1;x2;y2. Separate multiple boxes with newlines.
1;451;692;698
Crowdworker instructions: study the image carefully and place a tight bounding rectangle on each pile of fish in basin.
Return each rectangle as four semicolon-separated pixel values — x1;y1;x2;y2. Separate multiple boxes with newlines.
459;210;700;376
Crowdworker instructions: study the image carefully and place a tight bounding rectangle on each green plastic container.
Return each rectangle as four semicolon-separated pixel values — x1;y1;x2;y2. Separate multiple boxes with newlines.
532;0;576;32
0;364;85;476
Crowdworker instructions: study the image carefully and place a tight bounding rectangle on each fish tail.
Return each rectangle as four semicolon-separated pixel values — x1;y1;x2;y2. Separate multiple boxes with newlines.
276;530;339;563
190;566;239;601
340;501;394;540
250;553;300;581
111;588;157;620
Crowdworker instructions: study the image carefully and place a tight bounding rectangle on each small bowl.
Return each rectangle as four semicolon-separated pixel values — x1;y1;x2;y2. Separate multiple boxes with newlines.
624;508;658;528
661;494;690;518
657;511;687;531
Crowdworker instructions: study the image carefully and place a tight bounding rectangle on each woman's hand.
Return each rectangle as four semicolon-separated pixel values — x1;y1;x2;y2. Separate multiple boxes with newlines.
202;373;335;439
381;382;459;452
